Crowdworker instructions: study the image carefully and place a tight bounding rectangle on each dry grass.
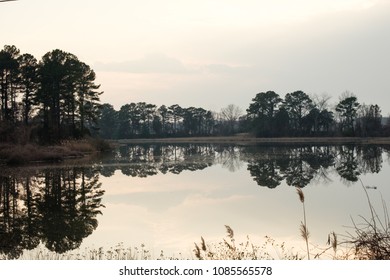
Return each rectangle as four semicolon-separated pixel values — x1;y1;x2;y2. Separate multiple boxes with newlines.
340;180;390;259
0;138;111;165
4;243;182;260
62;138;112;153
193;225;302;260
0;143;82;164
296;187;310;260
192;183;390;261
61;139;96;153
302;179;390;260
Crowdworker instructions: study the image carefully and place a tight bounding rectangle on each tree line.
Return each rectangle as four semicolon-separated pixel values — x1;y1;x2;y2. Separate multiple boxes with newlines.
246;90;387;137
0;45;102;143
98;103;225;139
1;44;389;144
99;91;388;139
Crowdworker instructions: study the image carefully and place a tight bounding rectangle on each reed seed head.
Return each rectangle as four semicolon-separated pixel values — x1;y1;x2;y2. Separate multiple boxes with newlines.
296;187;305;203
194;243;201;260
300;222;310;241
332;232;337;252
201;237;207;251
225;225;234;239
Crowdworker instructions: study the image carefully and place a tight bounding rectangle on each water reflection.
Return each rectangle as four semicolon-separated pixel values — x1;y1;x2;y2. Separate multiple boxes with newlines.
99;144;218;178
100;143;388;188
0;167;104;259
1;143;389;258
245;146;334;188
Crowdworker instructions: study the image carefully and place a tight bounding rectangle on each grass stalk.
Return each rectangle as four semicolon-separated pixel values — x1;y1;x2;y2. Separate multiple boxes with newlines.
296;187;310;260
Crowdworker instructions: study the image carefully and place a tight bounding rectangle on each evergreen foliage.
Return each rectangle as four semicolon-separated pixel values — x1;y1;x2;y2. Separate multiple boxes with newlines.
0;45;102;143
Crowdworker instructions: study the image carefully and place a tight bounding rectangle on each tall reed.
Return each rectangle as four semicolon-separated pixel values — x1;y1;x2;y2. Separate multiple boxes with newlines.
296;187;310;260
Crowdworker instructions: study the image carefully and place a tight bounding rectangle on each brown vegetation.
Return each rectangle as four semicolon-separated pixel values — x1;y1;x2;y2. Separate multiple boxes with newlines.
0;143;81;164
0;138;111;165
341;179;390;260
193;225;302;260
301;181;390;260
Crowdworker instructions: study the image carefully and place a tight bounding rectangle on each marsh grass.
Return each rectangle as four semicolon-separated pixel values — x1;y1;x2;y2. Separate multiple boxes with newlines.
62;138;112;153
296;187;310;260
340;179;390;259
7;243;181;260
0;143;82;164
192;182;390;261
61;139;96;154
0;138;111;165
193;225;302;260
300;179;390;260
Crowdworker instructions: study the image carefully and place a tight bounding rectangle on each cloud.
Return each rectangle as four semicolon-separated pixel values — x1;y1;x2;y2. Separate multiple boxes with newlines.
95;53;251;76
201;63;252;75
94;53;191;74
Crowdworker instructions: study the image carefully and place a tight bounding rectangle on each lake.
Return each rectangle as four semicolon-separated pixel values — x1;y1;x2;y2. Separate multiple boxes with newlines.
1;143;390;259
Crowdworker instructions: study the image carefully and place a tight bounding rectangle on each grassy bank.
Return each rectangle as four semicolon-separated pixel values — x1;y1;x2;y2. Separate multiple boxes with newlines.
0;138;111;165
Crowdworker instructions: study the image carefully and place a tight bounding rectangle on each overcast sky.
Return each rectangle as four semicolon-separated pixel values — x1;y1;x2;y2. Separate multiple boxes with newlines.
2;0;390;115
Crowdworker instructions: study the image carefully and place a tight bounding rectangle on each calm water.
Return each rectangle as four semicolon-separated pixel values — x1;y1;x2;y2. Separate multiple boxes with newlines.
1;143;390;259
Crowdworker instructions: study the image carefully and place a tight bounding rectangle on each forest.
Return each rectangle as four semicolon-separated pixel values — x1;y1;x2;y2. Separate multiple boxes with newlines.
0;45;101;144
98;91;389;139
1;44;390;145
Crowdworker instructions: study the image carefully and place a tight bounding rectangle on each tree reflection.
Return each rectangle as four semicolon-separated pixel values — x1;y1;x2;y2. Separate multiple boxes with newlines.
0;176;25;259
0;167;104;259
103;144;219;177
247;160;283;188
245;146;285;188
215;146;243;172
335;145;361;182
244;144;387;188
96;143;389;189
357;145;383;174
245;146;336;188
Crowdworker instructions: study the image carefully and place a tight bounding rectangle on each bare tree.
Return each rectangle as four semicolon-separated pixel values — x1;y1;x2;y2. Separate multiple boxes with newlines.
311;93;332;111
220;104;243;135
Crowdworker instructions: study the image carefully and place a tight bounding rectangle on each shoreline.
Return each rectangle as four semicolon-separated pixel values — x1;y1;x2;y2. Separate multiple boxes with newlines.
2;136;390;166
115;136;390;145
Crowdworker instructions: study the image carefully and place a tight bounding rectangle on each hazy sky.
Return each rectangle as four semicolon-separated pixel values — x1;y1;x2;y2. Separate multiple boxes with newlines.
2;0;390;114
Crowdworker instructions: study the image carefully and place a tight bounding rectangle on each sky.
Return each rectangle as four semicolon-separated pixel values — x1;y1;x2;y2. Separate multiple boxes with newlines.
1;0;390;115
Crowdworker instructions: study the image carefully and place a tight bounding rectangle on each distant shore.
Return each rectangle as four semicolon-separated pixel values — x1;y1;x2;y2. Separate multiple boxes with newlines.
2;136;390;165
115;136;390;145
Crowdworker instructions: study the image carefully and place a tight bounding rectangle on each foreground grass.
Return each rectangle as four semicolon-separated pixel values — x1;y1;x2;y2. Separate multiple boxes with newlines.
3;233;302;261
339;179;390;260
11;243;183;261
196;182;390;260
2;216;389;260
193;226;303;260
296;180;390;260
